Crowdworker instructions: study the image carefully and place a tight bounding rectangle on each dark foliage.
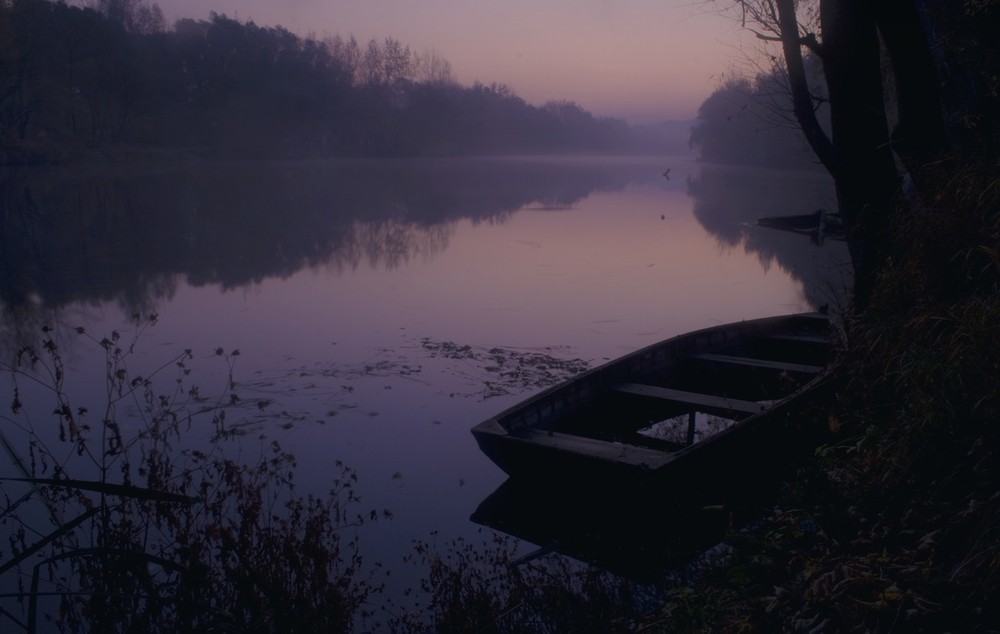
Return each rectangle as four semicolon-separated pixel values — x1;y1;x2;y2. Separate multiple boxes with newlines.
0;1;642;162
386;531;657;633
0;319;385;631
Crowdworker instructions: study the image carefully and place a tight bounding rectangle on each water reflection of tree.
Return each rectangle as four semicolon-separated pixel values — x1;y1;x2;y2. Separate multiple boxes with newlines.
0;158;640;322
687;163;853;309
335;218;452;271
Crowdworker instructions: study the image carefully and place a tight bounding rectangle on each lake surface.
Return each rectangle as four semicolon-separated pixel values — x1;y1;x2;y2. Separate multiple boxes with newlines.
0;154;850;618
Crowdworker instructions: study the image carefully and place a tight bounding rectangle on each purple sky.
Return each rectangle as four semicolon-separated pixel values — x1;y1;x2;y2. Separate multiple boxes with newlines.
149;0;746;122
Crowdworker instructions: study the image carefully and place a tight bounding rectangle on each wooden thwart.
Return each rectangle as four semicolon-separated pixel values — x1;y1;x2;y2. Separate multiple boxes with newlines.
762;333;828;345
512;429;673;468
612;382;765;415
693;353;823;374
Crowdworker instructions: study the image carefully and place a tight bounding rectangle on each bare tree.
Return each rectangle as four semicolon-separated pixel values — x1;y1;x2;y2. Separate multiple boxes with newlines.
90;0;164;33
359;38;383;85
324;34;362;84
380;37;413;85
713;0;947;305
413;48;454;85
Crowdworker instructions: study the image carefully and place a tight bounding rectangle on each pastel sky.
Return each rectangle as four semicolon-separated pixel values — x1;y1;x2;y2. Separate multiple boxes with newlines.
152;0;747;122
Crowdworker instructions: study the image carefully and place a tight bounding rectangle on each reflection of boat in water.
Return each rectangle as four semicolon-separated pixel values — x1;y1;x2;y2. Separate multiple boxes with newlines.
756;209;845;244
471;478;729;580
471;313;833;490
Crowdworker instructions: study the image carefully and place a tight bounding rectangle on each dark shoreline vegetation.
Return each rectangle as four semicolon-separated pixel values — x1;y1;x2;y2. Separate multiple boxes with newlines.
0;1;682;164
0;320;388;631
635;158;1000;632
639;0;1000;630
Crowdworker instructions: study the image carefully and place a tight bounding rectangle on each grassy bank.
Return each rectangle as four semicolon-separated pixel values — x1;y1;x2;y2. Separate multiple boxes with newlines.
636;159;1000;632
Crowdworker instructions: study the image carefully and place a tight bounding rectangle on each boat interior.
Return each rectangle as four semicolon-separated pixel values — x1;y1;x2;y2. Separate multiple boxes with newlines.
503;314;832;453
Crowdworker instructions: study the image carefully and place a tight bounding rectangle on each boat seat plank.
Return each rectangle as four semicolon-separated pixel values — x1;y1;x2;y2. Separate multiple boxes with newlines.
512;429;673;468
693;353;823;374
612;383;765;415
761;333;828;345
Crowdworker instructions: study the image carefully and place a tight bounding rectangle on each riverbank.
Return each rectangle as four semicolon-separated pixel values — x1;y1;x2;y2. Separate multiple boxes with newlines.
635;159;1000;632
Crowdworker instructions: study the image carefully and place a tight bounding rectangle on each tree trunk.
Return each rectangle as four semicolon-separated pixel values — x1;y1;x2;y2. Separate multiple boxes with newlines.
821;0;900;306
875;0;948;172
774;0;835;174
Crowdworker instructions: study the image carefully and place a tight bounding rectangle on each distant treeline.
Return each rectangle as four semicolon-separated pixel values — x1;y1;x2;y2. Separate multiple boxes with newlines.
690;60;827;169
0;0;651;162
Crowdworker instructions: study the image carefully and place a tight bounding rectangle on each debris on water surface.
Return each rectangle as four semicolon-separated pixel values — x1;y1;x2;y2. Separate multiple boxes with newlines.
233;337;592;431
420;338;591;398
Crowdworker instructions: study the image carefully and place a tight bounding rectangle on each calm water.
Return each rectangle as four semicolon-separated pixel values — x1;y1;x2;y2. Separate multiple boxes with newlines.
1;155;849;614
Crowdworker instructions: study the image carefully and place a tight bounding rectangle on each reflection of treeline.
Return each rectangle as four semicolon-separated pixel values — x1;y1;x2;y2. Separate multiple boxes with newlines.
0;1;640;162
0;158;640;312
689;60;827;169
686;164;850;309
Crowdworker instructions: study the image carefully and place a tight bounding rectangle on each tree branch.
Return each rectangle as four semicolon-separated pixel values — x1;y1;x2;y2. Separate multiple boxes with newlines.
775;0;835;173
750;28;783;42
801;32;824;59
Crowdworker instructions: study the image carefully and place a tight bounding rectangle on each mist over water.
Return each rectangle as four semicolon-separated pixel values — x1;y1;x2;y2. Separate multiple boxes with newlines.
0;154;850;616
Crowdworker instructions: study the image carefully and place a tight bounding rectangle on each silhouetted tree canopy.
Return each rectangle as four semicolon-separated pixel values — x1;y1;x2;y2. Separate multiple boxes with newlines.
0;0;646;161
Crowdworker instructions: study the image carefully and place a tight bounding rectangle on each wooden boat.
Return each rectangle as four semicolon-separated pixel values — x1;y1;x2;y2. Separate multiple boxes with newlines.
471;313;834;490
756;209;845;244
